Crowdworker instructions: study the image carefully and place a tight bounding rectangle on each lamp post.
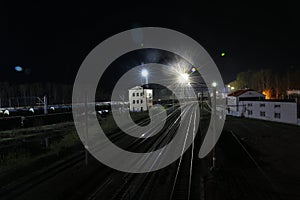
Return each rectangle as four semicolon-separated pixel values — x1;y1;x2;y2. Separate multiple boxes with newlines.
141;69;148;87
178;73;190;100
211;82;217;170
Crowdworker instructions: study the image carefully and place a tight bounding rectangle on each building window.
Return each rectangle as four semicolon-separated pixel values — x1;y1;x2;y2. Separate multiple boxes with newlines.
133;100;135;104
137;93;139;96
260;103;265;107
137;100;139;104
260;111;265;117
248;103;252;107
141;100;143;103
274;104;281;108
247;110;252;115
274;112;281;119
133;93;135;97
140;92;143;96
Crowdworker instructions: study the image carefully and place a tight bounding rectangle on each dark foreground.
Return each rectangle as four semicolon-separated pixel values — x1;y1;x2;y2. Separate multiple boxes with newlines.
213;116;300;200
0;116;299;200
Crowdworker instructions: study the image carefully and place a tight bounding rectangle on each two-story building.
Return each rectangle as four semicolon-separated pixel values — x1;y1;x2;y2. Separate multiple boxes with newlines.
227;89;299;125
129;86;153;112
227;89;265;116
240;100;297;124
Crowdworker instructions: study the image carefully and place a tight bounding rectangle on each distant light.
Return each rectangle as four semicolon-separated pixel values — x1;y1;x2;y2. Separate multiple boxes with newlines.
221;52;226;57
212;82;217;87
14;66;23;72
181;73;189;81
141;69;148;77
227;85;231;88
178;73;189;83
191;67;196;72
231;86;235;90
262;89;271;100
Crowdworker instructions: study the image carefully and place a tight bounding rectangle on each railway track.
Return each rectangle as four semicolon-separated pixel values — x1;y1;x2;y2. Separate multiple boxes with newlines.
0;103;208;200
0;151;85;200
86;103;206;200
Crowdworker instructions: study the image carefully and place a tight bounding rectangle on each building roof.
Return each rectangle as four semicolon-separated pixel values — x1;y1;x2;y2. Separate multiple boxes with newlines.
129;86;143;90
228;89;256;97
241;99;296;103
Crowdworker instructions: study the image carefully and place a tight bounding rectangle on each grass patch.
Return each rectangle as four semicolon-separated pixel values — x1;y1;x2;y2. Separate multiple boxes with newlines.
0;124;82;188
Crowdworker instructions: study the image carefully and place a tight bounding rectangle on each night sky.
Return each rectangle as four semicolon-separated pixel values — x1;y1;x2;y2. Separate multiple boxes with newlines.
2;1;299;84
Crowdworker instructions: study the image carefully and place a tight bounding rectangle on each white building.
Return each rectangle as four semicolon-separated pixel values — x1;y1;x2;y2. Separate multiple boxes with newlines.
240;100;298;125
129;86;153;112
227;89;265;116
226;89;299;125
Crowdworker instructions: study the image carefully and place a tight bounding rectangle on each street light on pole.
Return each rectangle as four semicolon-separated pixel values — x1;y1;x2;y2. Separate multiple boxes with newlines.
211;81;217;170
177;73;190;100
141;69;148;86
178;73;189;84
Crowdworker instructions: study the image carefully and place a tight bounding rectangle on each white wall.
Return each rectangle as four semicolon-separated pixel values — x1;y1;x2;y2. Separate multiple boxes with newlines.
239;101;297;125
144;89;153;108
227;90;265;115
227;96;238;113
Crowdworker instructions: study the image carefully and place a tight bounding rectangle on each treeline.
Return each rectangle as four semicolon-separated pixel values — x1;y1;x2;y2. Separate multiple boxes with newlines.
0;82;73;107
0;82;112;108
229;66;300;99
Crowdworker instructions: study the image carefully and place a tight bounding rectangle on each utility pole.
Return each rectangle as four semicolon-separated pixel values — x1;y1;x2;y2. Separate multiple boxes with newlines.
44;95;48;114
84;91;89;165
211;83;217;171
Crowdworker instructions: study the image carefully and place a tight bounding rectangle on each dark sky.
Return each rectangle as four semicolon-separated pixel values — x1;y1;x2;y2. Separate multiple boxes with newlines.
2;1;299;84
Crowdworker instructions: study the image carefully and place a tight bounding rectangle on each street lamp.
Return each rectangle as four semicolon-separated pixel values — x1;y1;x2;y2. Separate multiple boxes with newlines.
141;69;148;85
178;73;189;84
212;82;217;87
211;81;217;170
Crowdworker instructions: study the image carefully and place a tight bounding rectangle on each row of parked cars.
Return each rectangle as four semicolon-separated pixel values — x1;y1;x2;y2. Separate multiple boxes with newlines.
0;105;72;117
0;103;112;118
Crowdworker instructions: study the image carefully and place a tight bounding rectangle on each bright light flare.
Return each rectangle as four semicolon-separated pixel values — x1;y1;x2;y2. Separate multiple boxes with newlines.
141;69;148;77
212;82;217;87
178;73;189;83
